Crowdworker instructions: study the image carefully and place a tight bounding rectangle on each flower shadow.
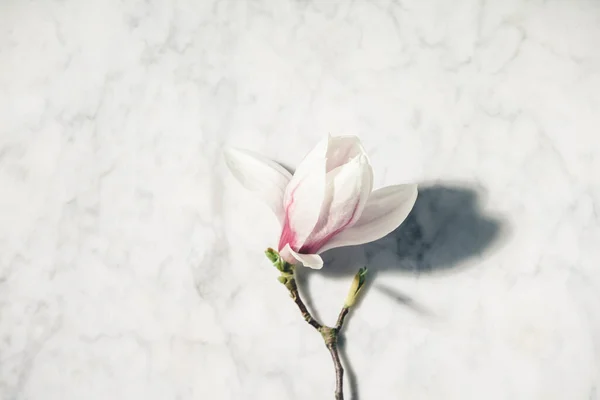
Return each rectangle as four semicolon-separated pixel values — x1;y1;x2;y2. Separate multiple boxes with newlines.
322;181;506;277
305;181;509;400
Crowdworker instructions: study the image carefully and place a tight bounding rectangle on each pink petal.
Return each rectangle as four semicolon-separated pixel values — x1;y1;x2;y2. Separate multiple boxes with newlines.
224;147;292;224
318;184;418;253
278;139;328;251
300;154;373;254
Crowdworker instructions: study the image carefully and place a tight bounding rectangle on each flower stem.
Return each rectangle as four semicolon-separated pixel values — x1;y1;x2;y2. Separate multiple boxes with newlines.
326;341;344;400
268;248;369;398
335;306;350;330
285;274;323;330
280;268;364;400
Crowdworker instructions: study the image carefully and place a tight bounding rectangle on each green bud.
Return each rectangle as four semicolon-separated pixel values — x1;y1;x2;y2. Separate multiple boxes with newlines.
344;267;368;307
265;248;284;271
265;248;280;264
265;248;295;274
280;261;294;274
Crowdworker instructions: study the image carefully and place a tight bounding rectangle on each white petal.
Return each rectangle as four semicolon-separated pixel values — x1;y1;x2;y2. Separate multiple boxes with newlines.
325;135;367;172
280;138;328;249
318;184;418;253
300;154;373;253
224;147;292;223
288;135;329;185
284;244;324;269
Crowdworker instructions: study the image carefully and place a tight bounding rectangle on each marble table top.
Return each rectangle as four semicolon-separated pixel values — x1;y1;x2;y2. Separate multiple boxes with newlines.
1;0;600;399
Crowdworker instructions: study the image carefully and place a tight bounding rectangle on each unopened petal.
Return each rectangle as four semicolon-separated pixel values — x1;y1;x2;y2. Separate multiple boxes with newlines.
318;184;418;253
224;147;292;223
325;135;367;172
300;154;373;254
279;139;328;250
287;136;329;187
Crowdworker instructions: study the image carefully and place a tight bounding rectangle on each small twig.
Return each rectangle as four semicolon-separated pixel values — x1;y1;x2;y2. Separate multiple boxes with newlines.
285;273;346;399
287;277;322;331
326;341;345;400
274;262;367;400
329;306;350;399
335;307;350;330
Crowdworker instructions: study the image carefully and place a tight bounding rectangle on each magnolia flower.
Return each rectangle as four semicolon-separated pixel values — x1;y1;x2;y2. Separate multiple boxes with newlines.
224;135;417;269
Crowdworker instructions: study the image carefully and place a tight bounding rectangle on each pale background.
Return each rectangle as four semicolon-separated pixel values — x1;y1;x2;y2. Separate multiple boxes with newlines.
1;1;600;399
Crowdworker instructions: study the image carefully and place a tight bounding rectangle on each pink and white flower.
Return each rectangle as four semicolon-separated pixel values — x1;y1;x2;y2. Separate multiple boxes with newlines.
224;135;418;269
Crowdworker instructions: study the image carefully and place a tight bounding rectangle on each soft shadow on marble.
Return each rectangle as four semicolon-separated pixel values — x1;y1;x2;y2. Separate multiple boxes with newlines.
323;182;507;277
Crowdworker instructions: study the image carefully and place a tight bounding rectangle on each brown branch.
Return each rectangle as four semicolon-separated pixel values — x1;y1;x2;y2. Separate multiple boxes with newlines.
326;341;345;400
335;307;349;330
285;275;346;399
278;266;366;400
287;277;322;331
329;306;350;399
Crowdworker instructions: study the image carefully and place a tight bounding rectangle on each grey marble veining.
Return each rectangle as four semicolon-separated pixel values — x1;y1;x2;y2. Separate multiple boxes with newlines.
1;0;600;399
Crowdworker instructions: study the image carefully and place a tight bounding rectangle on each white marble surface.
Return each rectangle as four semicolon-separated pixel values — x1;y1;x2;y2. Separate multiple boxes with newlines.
2;0;600;399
